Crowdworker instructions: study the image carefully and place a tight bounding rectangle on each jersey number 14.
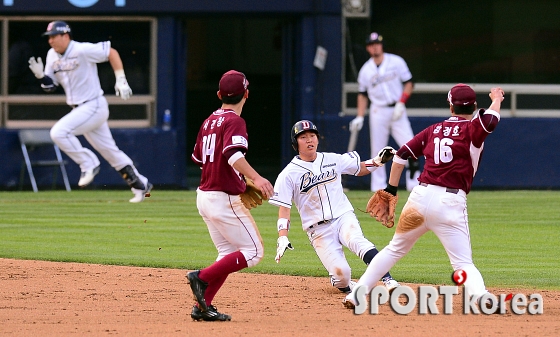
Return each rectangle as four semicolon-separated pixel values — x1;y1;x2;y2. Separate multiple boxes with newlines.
202;134;216;163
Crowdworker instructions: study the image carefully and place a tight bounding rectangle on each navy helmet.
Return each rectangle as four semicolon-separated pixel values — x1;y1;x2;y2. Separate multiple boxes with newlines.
291;120;319;151
42;21;72;37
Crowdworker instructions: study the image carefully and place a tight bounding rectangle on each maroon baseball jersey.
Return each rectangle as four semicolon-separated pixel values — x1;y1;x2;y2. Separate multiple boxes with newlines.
396;110;500;193
191;109;248;195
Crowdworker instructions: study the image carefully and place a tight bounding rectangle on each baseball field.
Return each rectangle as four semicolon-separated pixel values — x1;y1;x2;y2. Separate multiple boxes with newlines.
1;190;559;336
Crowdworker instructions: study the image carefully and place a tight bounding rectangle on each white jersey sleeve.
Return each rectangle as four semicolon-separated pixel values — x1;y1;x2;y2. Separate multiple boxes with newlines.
357;53;412;106
43;40;111;106
269;152;361;230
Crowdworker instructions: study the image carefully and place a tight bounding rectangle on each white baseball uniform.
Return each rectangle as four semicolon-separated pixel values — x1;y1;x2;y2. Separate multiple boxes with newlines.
43;40;146;182
269;151;378;289
357;53;419;191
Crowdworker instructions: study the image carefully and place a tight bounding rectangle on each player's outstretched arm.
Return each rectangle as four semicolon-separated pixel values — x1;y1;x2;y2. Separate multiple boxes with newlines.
356;146;396;176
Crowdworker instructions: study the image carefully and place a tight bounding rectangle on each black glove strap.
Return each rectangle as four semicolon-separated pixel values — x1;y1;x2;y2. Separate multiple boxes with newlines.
384;184;398;196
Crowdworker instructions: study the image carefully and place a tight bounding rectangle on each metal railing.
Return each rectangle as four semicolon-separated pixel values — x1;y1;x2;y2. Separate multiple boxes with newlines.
341;83;560;118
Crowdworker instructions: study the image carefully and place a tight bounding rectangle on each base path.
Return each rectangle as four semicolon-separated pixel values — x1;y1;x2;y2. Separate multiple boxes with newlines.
1;259;558;336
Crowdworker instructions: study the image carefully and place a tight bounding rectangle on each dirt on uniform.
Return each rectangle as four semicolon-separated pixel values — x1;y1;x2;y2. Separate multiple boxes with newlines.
1;258;558;336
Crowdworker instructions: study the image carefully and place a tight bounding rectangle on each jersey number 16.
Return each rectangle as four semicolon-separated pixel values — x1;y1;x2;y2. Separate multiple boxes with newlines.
433;137;454;164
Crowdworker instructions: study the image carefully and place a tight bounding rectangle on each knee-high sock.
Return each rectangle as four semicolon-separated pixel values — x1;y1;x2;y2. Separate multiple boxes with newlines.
204;274;228;306
198;251;248;283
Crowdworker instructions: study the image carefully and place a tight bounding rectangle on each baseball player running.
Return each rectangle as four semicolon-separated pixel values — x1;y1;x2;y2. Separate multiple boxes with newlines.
187;70;274;322
344;85;505;310
269;120;400;295
28;21;151;203
349;32;420;192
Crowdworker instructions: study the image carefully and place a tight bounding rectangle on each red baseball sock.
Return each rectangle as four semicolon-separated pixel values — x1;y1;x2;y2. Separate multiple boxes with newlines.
204;273;228;306
199;251;247;283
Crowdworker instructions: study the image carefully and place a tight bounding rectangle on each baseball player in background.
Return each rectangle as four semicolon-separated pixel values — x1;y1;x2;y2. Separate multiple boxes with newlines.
349;32;420;192
344;85;505;310
28;21;151;203
269;120;400;295
187;70;274;322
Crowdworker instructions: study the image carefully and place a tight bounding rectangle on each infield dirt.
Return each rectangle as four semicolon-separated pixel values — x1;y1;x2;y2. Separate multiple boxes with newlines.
1;258;558;336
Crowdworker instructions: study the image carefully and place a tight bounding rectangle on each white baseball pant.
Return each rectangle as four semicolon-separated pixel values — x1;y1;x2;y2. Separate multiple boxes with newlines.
196;189;264;268
354;183;488;299
368;105;417;191
306;211;375;289
50;96;142;175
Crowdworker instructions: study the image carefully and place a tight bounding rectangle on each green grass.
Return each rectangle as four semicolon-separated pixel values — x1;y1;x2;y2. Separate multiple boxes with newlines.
0;190;558;290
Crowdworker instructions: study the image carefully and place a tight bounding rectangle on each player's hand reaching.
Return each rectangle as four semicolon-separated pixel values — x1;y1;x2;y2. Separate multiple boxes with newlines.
375;146;396;165
28;57;45;79
114;70;133;100
275;236;294;263
489;87;505;102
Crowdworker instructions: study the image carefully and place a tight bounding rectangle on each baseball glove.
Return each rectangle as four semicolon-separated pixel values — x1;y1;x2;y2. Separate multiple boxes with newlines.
240;178;268;209
366;190;398;228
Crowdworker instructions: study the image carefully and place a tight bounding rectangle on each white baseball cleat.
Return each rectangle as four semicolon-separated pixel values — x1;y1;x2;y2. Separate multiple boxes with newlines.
382;277;400;293
129;182;153;203
78;165;100;187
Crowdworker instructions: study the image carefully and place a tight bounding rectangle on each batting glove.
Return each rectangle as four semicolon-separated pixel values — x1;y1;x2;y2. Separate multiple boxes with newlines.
392;102;406;121
28;57;45;79
376;146;396;165
349;116;364;132
114;70;133;100
275;236;294;263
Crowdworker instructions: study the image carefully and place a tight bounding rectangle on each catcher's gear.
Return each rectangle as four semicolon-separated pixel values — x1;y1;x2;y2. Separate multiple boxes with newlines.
275;236;294;263
42;21;72;37
28;57;45;79
240;178;267;209
291;120;319;151
114;71;133;100
366;189;398;228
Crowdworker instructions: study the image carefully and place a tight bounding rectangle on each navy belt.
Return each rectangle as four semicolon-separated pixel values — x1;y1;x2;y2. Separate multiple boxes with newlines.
420;182;459;194
70;98;93;109
309;219;331;229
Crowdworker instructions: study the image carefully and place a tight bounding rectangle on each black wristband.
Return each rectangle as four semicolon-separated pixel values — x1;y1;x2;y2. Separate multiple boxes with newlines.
384;183;398;196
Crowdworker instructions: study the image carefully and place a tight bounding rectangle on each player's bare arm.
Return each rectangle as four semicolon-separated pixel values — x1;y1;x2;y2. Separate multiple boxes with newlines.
488;87;505;112
232;156;274;198
387;160;406;188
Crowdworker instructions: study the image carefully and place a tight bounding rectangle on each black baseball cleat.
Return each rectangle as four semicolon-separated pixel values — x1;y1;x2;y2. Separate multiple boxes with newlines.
186;270;208;311
191;305;231;322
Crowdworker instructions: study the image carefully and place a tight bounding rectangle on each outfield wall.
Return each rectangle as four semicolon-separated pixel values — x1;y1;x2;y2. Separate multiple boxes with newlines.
2;117;558;191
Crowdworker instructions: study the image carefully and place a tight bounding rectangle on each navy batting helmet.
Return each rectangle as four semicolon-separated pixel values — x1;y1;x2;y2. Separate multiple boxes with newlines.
42;21;72;37
291;120;319;151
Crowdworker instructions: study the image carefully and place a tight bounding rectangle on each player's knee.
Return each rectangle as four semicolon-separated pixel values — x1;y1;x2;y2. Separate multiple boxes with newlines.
244;246;264;268
49;126;65;143
329;266;352;289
